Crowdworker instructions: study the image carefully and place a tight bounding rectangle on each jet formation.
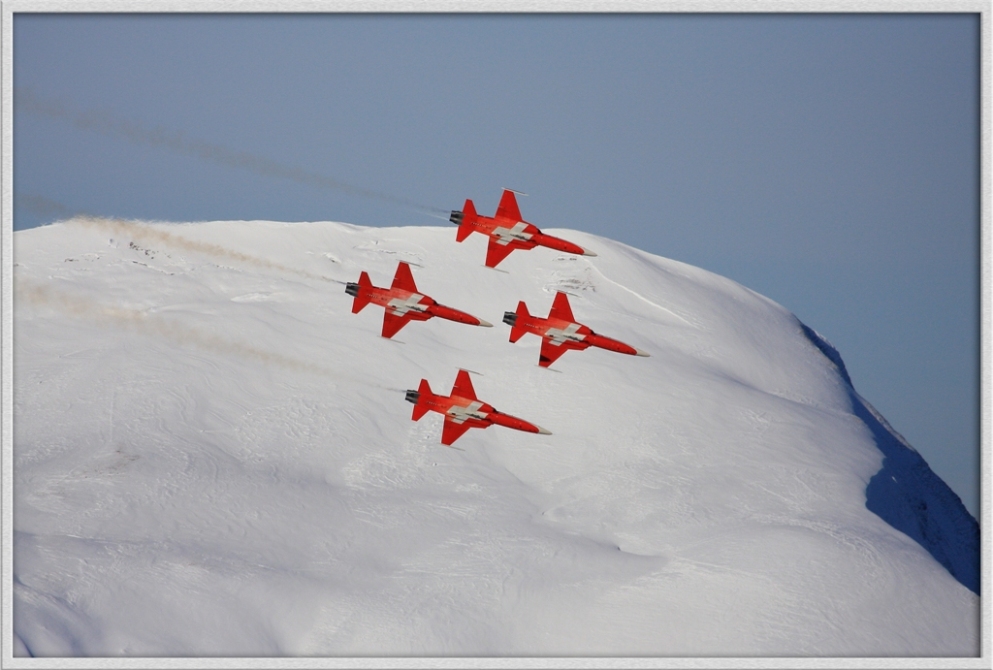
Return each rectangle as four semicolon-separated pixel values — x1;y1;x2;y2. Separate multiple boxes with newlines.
344;189;650;445
406;369;551;446
504;291;650;368
450;189;597;268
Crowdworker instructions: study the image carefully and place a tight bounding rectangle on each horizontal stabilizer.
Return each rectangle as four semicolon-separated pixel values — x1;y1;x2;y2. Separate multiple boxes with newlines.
508;301;530;343
411;379;432;421
411;402;430;422
456;200;477;243
349;271;374;313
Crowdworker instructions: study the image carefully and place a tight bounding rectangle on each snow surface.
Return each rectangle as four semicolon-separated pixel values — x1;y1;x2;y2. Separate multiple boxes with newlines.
12;217;980;656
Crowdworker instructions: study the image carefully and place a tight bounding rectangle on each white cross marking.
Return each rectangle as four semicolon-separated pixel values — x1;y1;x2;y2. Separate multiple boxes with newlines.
492;222;533;246
447;401;487;424
387;293;426;316
545;323;585;346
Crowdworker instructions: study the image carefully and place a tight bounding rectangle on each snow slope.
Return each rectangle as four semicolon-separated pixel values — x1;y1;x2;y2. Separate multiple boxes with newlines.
11;218;980;656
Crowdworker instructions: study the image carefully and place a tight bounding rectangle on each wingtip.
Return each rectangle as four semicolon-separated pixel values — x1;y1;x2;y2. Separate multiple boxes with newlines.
635;348;650;357
582;248;598;257
477;319;493;328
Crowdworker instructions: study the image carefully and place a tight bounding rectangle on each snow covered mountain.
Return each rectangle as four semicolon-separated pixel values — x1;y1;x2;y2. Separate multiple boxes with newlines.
11;218;980;656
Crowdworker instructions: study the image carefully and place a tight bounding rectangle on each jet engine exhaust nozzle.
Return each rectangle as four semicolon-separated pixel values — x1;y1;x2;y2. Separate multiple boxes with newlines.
449;210;464;225
502;312;518;326
404;390;420;405
345;282;360;297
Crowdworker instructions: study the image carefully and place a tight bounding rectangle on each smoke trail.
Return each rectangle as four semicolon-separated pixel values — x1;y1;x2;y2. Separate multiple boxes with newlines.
15;193;74;219
16;280;375;386
15;88;449;216
15;194;348;284
75;214;348;284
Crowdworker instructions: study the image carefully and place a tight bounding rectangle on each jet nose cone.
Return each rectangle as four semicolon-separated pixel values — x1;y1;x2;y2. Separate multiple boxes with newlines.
582;248;598;257
635;348;650;357
477;319;493;328
536;425;552;435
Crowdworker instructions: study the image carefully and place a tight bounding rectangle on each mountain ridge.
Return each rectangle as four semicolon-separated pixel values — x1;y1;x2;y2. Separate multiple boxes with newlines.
12;218;979;656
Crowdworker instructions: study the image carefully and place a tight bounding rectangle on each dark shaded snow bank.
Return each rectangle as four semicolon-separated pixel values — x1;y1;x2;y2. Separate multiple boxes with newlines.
801;323;979;595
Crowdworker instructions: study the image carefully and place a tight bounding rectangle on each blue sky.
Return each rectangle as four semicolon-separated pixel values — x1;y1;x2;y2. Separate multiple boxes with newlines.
12;13;980;516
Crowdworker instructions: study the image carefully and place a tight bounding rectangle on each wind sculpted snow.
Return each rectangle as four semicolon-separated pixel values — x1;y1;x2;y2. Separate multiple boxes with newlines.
12;218;980;656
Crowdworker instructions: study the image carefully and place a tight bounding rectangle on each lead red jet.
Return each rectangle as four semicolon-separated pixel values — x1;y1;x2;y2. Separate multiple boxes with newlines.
405;369;551;446
503;291;650;368
346;261;492;338
450;189;597;268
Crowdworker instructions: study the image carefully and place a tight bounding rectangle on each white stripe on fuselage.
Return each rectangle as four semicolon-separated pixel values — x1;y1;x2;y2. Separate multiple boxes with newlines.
447;401;487;424
545;323;585;346
492;222;532;246
387;293;427;316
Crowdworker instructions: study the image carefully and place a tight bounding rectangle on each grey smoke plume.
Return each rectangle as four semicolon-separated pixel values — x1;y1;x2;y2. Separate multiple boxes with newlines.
14;193;346;284
74;214;342;284
15;88;449;217
16;195;341;284
15;193;74;219
17;280;365;384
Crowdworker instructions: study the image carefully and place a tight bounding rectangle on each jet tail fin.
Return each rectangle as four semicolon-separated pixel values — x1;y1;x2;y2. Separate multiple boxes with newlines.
508;301;530;343
454;199;477;243
349;271;374;313
411;378;432;421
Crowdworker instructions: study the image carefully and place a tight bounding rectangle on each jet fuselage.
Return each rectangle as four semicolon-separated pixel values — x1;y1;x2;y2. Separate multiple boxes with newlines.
405;370;551;445
450;189;597;268
346;262;491;338
503;291;649;367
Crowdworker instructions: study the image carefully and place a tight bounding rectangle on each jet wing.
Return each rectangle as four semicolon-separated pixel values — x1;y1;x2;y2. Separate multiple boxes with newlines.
485;237;518;268
381;311;414;339
442;416;474;446
391;262;418;293
451;369;477;401
495;189;523;222
548;291;576;323
539;337;570;368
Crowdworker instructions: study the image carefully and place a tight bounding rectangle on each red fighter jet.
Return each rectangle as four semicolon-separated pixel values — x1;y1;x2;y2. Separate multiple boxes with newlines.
346;261;492;338
503;291;650;368
405;369;552;446
450;189;598;268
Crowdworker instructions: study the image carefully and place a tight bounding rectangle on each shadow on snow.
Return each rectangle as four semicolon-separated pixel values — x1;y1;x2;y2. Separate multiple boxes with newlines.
800;322;979;596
